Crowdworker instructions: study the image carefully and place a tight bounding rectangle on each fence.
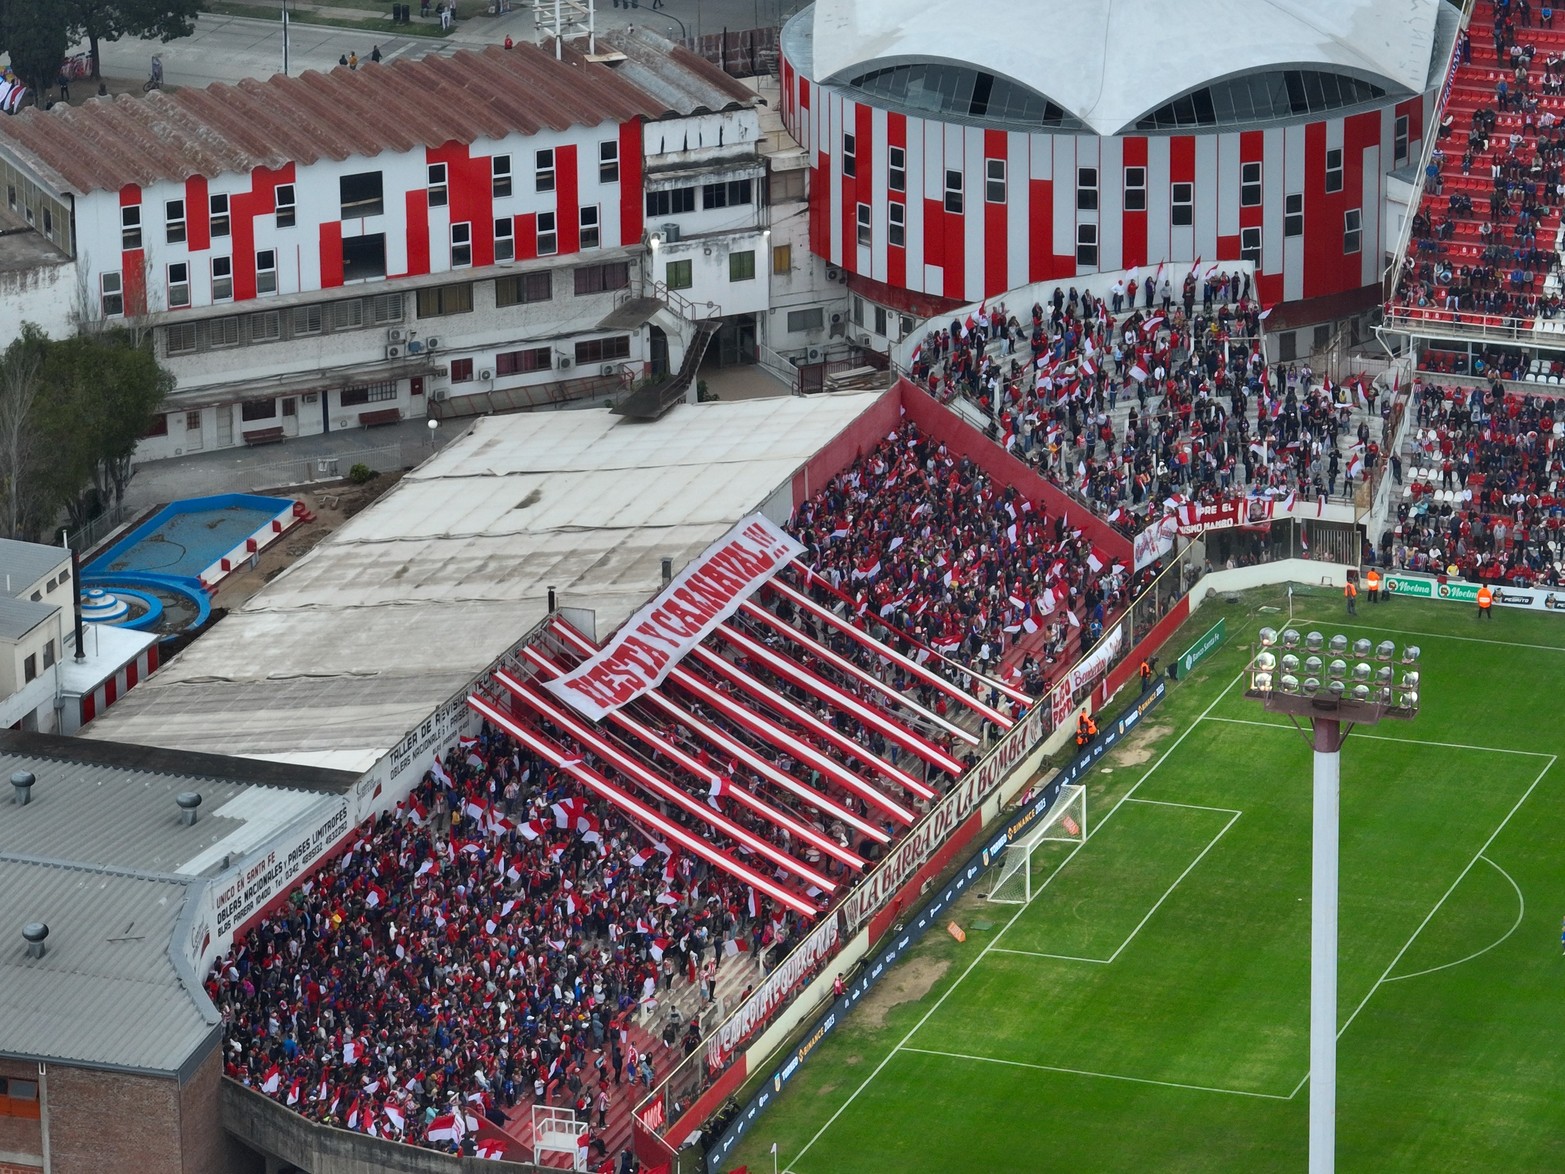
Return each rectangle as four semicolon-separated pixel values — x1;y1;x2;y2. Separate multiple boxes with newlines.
68;501;134;558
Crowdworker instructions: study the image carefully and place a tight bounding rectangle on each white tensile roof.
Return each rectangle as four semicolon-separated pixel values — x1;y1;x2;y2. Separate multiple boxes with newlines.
809;0;1444;136
83;393;887;773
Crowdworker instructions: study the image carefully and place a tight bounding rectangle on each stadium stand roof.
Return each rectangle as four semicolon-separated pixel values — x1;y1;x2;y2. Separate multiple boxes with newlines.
0;31;755;196
804;0;1444;135
0;732;354;1074
83;393;888;774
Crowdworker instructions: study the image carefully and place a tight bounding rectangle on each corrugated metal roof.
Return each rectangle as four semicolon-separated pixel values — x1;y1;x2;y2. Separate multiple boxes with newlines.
0;35;757;197
0;595;55;641
0;539;68;598
0;859;217;1073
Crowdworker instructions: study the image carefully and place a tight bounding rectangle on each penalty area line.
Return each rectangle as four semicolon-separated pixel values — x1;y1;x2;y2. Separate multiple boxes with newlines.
901;1046;1294;1101
1202;715;1552;758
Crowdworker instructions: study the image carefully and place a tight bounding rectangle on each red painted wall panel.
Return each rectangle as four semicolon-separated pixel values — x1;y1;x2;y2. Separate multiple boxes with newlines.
1169;135;1195;183
120;247;146;316
983;128;1007;297
230;166;288;301
514;212;538;262
1029;177;1052;280
1120;136;1148;268
923;198;946;273
555;143;580;255
618;120;644;245
404;188;431;276
1301;121;1331;299
430;141;498;269
866;809;984;944
185;175;210;253
318;220;344;288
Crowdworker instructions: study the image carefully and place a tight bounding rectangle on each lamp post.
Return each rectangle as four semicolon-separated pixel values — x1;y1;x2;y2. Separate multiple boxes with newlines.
1245;627;1421;1174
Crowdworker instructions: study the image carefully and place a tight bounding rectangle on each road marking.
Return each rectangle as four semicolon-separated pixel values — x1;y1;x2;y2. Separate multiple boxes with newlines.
789;671;1249;1169
901;1047;1294;1101
1383;855;1526;983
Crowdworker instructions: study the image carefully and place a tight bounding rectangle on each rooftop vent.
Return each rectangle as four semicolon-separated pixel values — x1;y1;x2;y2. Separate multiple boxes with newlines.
22;922;47;959
10;770;34;806
176;791;202;826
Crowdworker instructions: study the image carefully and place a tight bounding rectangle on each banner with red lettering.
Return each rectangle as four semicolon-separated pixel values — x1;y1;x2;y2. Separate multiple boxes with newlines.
1175;496;1273;536
543;515;806;721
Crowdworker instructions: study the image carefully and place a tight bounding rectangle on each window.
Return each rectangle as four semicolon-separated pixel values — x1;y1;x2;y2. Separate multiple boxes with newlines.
496;270;553;306
369;293;402;324
787;307;824;332
23;654;36;683
341;382;397;406
100;271;124;317
166;323;198;354
574;262;630;296
536;212;557;256
428;162;448;208
580;205;600;250
842;132;857;178
1343;207;1362;254
450;222;472;267
496;346;553;375
256;249;277;295
1172;182;1194;226
6;185;14;211
145;414;169;438
1241;225;1262;269
42;209;52;239
889;202;906;247
856;203;871;246
1278;331;1297;362
1325;147;1343;194
185;412;200;432
341;233;386;282
1394;114;1410;166
536;148;555;192
210;193;230;237
944;169;963;214
165;198;186;244
1076;166;1097;211
339;172;384;218
209;316;240;348
1241;161;1262;207
772;243;792;273
874;305;888;336
702;179;754;209
888;145;906;193
282;397;297;417
121;204;142;249
41;640;55;669
331;299;365;330
983;159;1005;204
574;336;631;365
1124;165;1146;211
494;217;514;262
416;282;474;317
599;140;619;184
249;310;280;343
730;249;756;281
666;259;693;290
241;397;277;421
167;262;190;309
0;1078;40;1120
450;357;475;382
491;154;512;199
1076;223;1098;266
275;184;295;228
646;187;696;217
1285;192;1303;237
852;295;865;327
213;256;235;301
292;305;323;336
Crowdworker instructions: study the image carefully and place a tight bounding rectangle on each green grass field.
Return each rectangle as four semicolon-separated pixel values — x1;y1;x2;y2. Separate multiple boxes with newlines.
729;588;1565;1174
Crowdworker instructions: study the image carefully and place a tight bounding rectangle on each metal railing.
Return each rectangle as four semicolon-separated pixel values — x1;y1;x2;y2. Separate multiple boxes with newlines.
68;501;134;557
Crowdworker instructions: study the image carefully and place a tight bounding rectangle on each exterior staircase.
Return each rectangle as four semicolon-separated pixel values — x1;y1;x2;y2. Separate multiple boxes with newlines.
603;282;723;421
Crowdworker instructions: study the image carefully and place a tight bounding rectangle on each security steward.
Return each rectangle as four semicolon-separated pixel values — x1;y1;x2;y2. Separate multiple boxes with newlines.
1477;584;1493;620
1139;657;1153;694
1344;577;1358;615
1075;710;1097;748
1365;567;1381;604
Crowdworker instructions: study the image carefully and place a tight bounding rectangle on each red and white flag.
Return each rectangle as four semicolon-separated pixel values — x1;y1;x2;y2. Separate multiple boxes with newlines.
365;884;387;909
384;1103;406;1132
261;1065;281;1094
427;1113;460;1143
708;775;730;810
286;1077;302;1106
477;1138;507;1160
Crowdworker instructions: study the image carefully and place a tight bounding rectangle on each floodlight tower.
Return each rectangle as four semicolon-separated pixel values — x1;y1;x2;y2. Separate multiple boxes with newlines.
1245;627;1421;1174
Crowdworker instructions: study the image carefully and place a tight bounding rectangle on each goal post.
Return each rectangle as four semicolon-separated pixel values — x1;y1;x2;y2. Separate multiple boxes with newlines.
986;784;1087;905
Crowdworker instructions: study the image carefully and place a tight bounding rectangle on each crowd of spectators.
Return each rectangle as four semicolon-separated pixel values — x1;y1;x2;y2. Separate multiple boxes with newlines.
1391;2;1565;327
1383;378;1565;584
907;273;1387;536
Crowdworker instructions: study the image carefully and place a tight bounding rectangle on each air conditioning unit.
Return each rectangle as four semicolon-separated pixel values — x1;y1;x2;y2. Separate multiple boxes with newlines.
386;343;404;359
602;363;620;376
807;347;822;361
662;222;681;243
826;266;843;282
434;366;450;377
425;336;442;352
478;368;494;381
860;333;872;346
431;388;449;402
406;339;425;354
387;327;404;343
829;312;844;324
558;356;573;369
303;393;318;404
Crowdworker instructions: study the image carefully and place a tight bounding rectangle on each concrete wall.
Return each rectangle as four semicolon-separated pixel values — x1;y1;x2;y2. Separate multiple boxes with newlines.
0;261;76;348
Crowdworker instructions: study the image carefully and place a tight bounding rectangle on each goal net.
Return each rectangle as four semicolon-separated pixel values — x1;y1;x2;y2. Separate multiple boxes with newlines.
985;784;1087;905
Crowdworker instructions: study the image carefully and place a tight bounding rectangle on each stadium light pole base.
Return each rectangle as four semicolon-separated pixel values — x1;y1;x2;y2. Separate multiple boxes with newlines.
1308;718;1345;1174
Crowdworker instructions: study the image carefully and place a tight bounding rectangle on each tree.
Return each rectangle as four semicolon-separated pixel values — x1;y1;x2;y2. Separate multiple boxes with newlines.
3;0;72;98
0;324;50;541
67;0;203;79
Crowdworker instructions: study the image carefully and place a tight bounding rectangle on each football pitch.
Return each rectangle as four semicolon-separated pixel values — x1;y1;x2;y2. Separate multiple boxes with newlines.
729;589;1565;1173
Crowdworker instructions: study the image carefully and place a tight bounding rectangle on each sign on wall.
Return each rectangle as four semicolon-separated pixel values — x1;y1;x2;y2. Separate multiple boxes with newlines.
1384;574;1565;612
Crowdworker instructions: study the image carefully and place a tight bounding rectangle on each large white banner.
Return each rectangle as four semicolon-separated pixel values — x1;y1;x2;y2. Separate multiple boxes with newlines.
545;514;805;721
1133;515;1179;570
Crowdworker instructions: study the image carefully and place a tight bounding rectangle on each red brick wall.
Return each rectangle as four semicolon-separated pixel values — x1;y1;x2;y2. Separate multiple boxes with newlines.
0;1057;43;1168
176;1047;226;1174
46;1065;182;1174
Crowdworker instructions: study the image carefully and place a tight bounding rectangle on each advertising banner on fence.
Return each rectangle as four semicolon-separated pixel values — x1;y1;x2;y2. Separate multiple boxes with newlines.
1384;574;1565;612
704;914;841;1072
1176;497;1274;536
544;515;805;721
841;701;1046;933
1177;618;1226;676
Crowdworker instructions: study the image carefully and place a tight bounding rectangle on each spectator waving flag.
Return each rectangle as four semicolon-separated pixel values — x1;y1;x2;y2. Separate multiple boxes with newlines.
427;1113;460;1143
383;1102;406;1133
261;1064;281;1094
286;1077;302;1106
